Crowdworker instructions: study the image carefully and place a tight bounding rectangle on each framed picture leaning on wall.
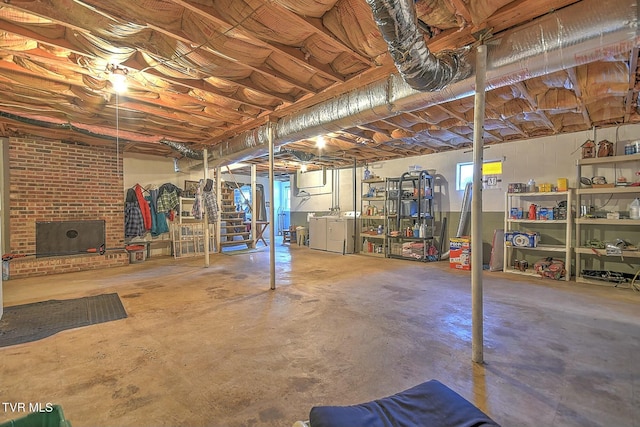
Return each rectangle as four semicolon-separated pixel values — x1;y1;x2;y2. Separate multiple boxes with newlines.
184;180;198;197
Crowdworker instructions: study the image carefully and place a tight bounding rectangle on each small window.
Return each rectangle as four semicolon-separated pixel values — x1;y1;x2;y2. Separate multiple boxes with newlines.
456;160;503;191
456;162;474;191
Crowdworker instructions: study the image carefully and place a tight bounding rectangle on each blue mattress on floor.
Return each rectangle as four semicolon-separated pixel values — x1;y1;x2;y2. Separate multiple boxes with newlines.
309;379;499;427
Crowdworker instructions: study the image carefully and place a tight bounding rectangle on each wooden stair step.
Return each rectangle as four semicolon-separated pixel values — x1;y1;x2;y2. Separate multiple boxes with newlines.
220;239;253;247
221;232;250;237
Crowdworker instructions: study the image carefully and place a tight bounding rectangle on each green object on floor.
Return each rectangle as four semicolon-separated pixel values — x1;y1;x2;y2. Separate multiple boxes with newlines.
0;405;71;427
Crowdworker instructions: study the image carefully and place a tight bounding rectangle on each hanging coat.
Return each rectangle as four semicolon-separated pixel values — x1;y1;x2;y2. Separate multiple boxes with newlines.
134;184;152;230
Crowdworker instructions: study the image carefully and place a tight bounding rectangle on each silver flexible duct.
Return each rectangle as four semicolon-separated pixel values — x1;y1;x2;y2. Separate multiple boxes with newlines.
160;139;203;159
365;0;472;91
207;0;639;166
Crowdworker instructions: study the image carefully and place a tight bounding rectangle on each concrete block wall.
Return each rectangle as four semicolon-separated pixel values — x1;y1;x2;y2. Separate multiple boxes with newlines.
6;138;129;278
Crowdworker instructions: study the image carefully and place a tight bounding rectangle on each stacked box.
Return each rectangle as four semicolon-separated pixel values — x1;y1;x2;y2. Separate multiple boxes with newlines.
450;237;471;270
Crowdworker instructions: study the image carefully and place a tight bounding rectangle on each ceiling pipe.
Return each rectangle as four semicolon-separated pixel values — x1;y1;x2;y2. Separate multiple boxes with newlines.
207;0;639;167
160;140;204;159
366;0;472;91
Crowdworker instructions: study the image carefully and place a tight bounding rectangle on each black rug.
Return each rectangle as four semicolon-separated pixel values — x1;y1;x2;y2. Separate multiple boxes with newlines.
0;293;127;348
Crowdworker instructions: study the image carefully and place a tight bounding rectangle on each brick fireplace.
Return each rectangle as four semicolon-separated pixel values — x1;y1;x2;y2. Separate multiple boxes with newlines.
5;137;129;278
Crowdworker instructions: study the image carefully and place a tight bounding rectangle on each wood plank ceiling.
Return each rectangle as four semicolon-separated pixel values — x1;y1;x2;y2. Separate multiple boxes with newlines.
0;0;638;176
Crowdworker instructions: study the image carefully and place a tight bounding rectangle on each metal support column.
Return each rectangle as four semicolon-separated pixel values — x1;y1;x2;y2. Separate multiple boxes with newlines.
472;44;487;364
268;123;276;290
203;148;210;267
251;164;257;249
215;166;222;253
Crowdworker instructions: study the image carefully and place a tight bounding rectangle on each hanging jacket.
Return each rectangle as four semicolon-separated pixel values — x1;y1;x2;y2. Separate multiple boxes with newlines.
125;188;145;238
134;184;152;230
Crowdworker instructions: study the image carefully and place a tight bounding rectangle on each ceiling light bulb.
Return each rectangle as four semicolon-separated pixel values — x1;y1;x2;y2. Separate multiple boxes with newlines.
300;164;308;172
316;136;326;149
110;72;128;93
108;65;128;93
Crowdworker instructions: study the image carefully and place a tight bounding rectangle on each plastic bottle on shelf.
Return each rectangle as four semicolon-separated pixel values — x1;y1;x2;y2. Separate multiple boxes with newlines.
364;237;370;252
630;198;640;220
528;179;536;192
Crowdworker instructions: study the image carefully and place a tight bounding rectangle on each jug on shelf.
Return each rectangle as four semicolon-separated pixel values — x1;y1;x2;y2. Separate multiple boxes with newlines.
528;204;537;220
630;198;640;220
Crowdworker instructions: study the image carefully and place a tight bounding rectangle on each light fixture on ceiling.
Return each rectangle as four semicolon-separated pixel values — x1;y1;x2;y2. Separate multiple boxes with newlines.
300;164;308;173
107;64;128;93
316;136;326;149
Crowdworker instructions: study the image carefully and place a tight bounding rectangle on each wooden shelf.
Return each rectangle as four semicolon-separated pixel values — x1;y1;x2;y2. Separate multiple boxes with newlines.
362;233;386;240
576;186;640;195
505;244;568;252
503;190;572;281
575;153;640;284
575;218;640;225
506;191;570;197
507;219;568;224
577;152;640;166
574;247;640;258
360;177;388;257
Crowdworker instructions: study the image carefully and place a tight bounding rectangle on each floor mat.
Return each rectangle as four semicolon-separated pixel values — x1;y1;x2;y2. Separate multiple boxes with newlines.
0;293;127;347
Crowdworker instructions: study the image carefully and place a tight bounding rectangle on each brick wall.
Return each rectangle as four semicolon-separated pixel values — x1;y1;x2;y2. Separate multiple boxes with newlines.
6;137;129;278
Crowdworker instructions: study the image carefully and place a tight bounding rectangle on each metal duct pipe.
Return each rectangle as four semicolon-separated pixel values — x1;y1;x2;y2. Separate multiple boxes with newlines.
160;140;204;159
366;0;472;91
208;0;639;167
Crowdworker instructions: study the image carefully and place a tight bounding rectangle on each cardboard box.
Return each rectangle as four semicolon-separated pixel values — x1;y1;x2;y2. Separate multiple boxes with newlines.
450;237;471;270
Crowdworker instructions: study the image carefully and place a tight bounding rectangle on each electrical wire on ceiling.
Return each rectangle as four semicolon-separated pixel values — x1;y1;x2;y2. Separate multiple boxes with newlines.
116;92;120;177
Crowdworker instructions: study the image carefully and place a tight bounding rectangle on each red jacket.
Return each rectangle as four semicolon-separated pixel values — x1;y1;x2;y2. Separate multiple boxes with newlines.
134;184;152;230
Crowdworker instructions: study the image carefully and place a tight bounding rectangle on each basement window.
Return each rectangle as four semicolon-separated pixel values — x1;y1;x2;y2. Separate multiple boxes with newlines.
456;160;503;191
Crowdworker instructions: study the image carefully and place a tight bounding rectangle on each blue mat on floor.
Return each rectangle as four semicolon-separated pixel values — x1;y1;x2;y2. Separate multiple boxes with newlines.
309;380;500;427
0;293;127;347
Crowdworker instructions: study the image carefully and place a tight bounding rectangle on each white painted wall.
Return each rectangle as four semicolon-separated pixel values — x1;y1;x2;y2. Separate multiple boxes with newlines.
123;153;204;190
123;154;271;216
295;123;640;215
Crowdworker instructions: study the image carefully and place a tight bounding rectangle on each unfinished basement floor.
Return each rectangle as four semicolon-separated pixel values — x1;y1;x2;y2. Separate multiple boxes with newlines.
0;244;638;427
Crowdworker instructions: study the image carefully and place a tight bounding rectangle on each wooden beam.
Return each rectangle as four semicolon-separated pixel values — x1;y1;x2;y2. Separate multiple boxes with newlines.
165;0;359;82
147;24;318;96
566;67;593;128
514;82;558;132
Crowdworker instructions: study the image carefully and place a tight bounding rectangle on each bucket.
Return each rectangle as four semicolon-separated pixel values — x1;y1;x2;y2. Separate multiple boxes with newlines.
126;244;146;263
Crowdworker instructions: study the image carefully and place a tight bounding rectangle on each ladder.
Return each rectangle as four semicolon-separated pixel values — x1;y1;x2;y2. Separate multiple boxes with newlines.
219;185;253;249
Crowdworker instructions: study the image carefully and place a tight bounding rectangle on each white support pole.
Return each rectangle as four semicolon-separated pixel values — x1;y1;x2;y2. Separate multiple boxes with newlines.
472;44;487;364
216;166;222;254
203;148;210;267
251;164;257;249
268;122;276;290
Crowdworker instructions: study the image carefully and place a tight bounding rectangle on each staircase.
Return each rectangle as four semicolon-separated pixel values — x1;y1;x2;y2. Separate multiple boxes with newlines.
219;185;253;249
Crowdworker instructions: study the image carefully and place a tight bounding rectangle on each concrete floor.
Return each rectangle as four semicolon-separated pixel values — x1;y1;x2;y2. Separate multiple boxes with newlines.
0;244;639;427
